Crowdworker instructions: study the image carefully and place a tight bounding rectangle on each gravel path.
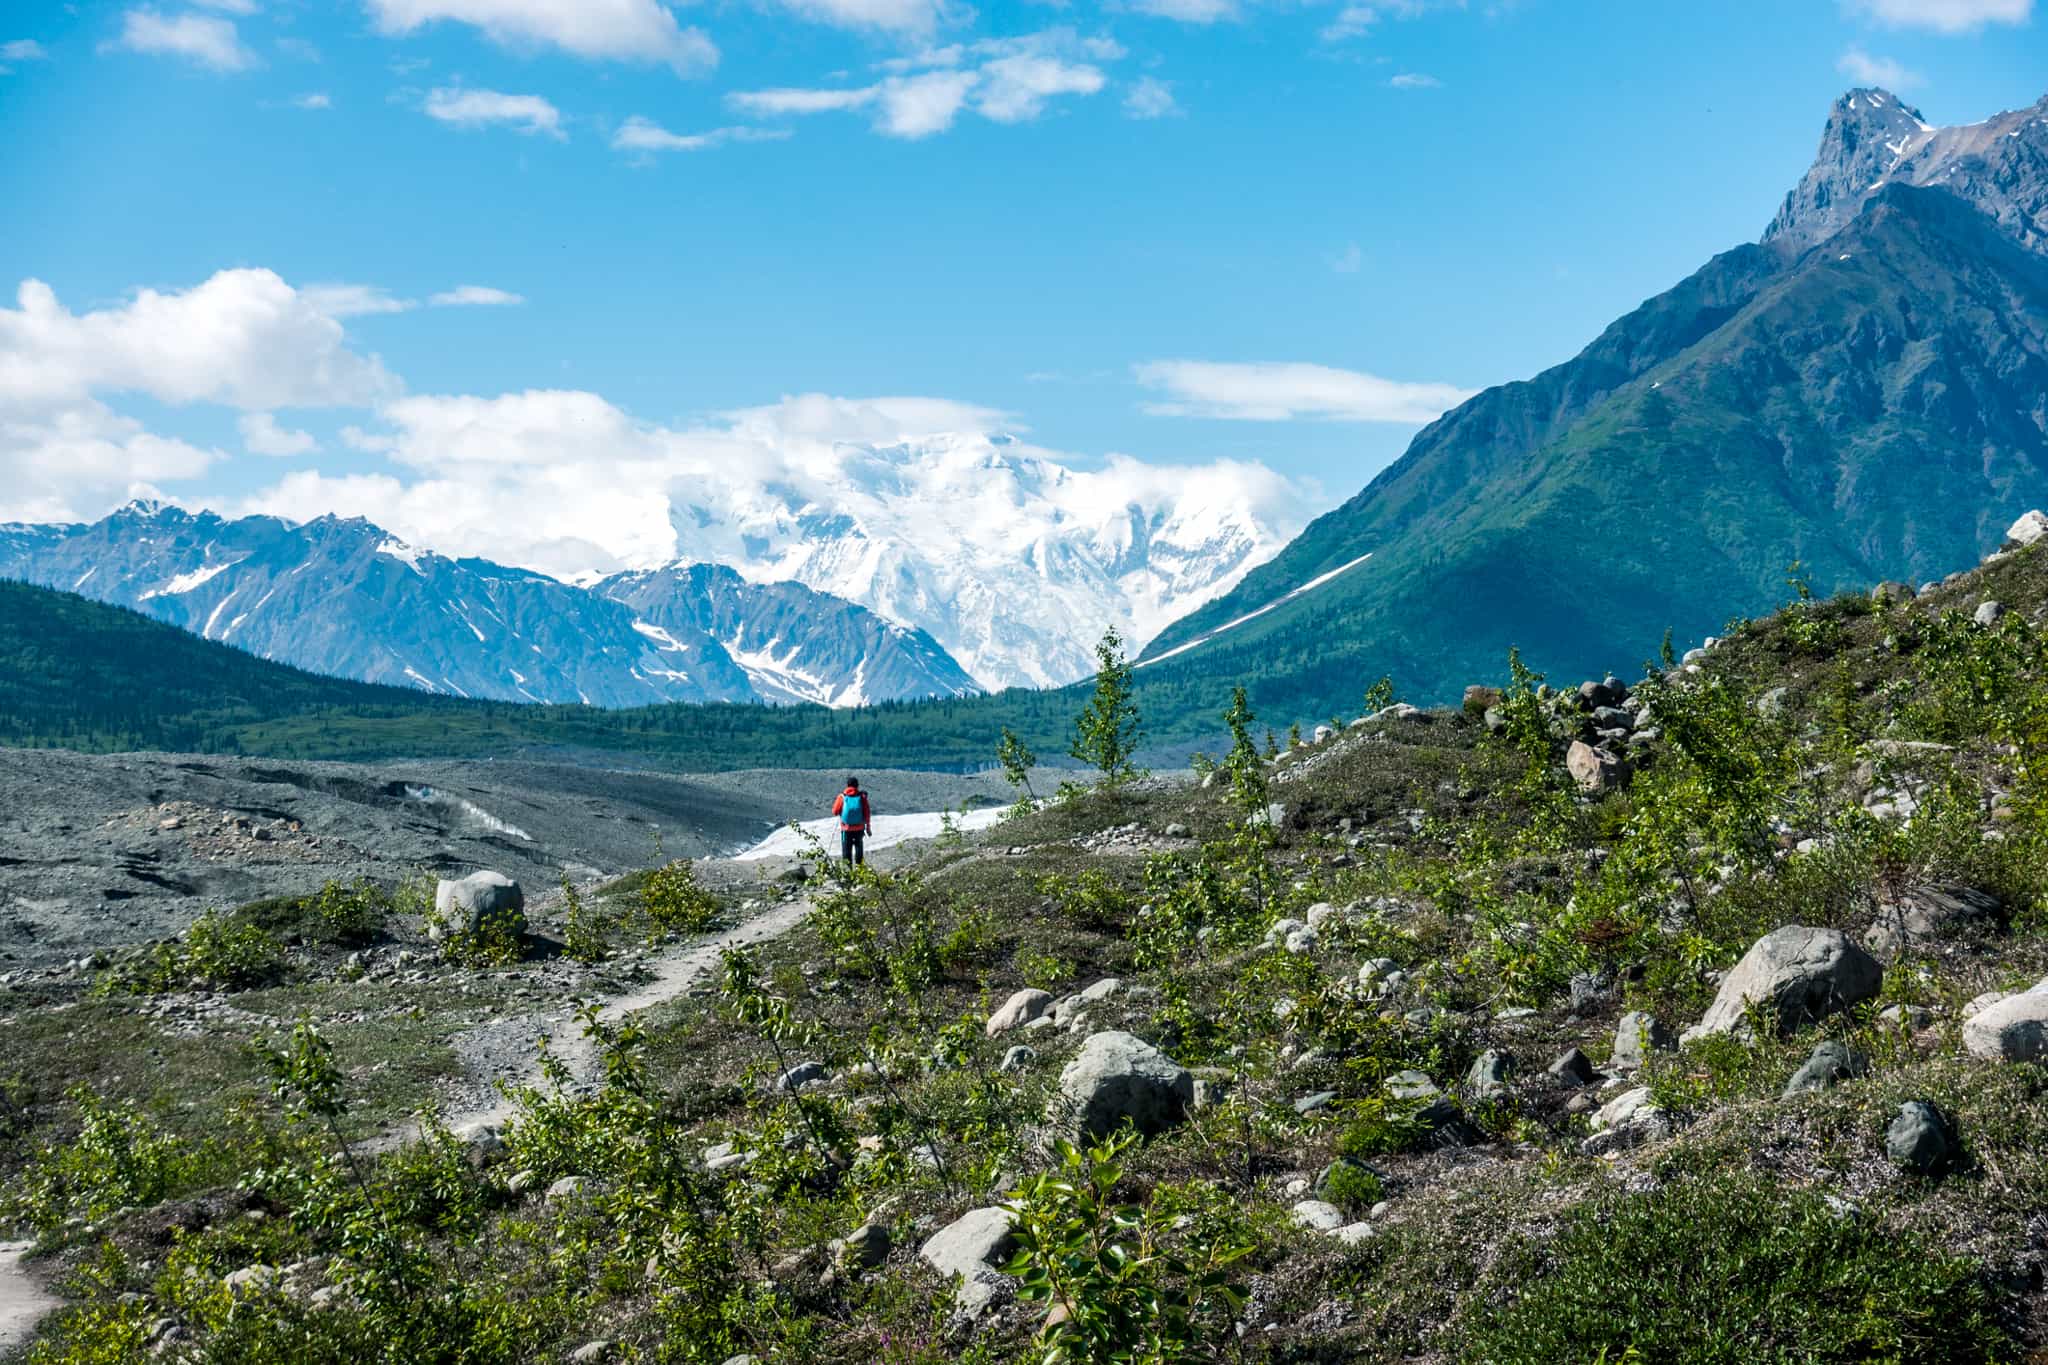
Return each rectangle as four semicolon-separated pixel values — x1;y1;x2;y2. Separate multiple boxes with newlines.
0;1241;58;1354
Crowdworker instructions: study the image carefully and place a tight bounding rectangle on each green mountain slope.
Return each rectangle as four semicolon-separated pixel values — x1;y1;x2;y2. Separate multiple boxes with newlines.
1139;181;2048;717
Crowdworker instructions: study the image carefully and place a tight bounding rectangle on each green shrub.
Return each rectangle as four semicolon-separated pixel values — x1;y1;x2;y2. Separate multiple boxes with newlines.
235;878;393;947
1004;1133;1250;1364
93;910;288;996
1460;1174;2011;1364
4;1087;212;1234
643;858;719;935
1318;1160;1383;1212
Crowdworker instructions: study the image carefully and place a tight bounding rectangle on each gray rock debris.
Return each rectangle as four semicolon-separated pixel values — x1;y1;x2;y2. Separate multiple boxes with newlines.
918;1207;1018;1318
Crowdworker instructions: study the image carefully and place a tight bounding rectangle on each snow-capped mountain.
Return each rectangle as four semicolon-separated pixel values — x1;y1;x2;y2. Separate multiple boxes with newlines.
1766;88;2048;255
654;432;1297;690
0;503;979;707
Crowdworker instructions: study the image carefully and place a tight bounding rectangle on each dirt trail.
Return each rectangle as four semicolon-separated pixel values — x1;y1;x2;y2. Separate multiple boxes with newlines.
0;1241;59;1354
418;895;815;1140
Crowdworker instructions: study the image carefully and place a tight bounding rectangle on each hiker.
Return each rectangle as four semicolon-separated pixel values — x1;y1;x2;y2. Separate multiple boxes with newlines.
832;776;873;866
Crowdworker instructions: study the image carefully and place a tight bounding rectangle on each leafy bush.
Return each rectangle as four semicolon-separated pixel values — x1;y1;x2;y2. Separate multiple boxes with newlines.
236;878;394;947
4;1087;212;1233
1004;1133;1251;1364
1460;1175;2011;1364
643;858;719;936
93;910;288;996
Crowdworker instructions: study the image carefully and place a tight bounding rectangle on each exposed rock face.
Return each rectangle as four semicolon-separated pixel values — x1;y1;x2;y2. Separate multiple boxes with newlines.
1681;927;1882;1042
1056;1031;1193;1138
1766;88;2048;257
430;872;525;942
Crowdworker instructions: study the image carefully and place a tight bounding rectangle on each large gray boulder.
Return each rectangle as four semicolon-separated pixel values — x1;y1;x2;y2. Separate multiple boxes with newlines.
1886;1101;1953;1174
1056;1031;1193;1138
1962;979;2048;1063
1865;884;2003;959
430;871;525;942
1680;927;1881;1043
918;1207;1017;1317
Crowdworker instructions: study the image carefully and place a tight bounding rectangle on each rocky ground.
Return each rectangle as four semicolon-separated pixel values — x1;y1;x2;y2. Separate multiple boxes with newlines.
0;753;1015;967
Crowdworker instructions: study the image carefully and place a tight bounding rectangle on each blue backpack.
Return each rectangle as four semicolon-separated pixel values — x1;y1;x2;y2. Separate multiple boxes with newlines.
840;792;866;826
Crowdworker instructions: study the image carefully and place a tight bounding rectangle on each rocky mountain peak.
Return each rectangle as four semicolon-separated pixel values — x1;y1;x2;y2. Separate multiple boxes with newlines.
1766;86;2048;255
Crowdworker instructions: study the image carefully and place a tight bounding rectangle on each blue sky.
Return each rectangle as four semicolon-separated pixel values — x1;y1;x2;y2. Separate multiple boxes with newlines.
2;0;2043;571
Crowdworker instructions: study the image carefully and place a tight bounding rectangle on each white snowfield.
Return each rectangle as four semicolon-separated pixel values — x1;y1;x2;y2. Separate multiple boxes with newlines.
732;806;1009;862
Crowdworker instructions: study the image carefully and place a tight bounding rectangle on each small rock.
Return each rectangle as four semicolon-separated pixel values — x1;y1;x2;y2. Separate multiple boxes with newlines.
1886;1101;1954;1175
1290;1200;1345;1232
1465;1049;1514;1099
775;1061;830;1093
544;1176;587;1204
999;1045;1038;1073
1781;1040;1868;1099
1547;1047;1596;1087
568;1344;612;1364
1292;1090;1337;1116
1878;1003;1935;1030
1163;823;1191;839
1975;600;2007;627
986;989;1054;1038
1610;1012;1675;1072
918;1207;1017;1318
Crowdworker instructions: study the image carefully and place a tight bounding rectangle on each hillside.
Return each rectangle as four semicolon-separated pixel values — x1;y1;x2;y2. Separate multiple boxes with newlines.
2;506;2045;1363
1142;89;2048;721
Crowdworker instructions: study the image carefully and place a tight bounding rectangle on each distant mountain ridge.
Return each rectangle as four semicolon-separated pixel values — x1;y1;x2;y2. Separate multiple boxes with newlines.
655;431;1295;690
1139;87;2048;718
0;503;979;708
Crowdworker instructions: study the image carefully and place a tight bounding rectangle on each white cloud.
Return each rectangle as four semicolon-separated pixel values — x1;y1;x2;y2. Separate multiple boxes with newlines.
1126;0;1239;22
767;0;954;35
303;283;415;318
1844;0;2031;30
1321;4;1378;40
610;116;789;153
291;91;333;108
0;272;397;412
423;86;566;138
194;0;259;13
239;411;318;456
2;39;50;62
108;8;258;71
1330;243;1362;273
1133;359;1473;423
1389;71;1441;88
429;284;526;306
277;35;320;60
366;0;716;73
0;400;221;523
729;30;1114;139
1836;46;1923;87
1123;75;1178;118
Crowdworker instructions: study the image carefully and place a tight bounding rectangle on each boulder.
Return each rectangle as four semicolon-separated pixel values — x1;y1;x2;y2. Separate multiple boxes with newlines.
1582;1086;1669;1155
1866;884;2004;958
1975;600;2007;627
1871;581;1915;606
986;989;1054;1037
998;1045;1038;1074
1680;927;1881;1042
1056;1031;1193;1138
834;1221;891;1272
1465;1049;1514;1099
1463;685;1503;713
1565;740;1625;793
1547;1047;1597;1086
2004;509;2048;548
918;1207;1016;1317
430;871;525;942
775;1061;830;1093
1962;981;2048;1063
1886;1101;1954;1174
1610;1012;1675;1072
1781;1040;1868;1099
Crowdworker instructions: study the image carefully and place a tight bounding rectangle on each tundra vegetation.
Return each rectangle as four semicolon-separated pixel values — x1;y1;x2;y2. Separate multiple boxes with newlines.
6;540;2048;1363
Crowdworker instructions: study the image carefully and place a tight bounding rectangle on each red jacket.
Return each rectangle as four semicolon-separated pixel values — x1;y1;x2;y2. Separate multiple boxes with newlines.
832;787;873;832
